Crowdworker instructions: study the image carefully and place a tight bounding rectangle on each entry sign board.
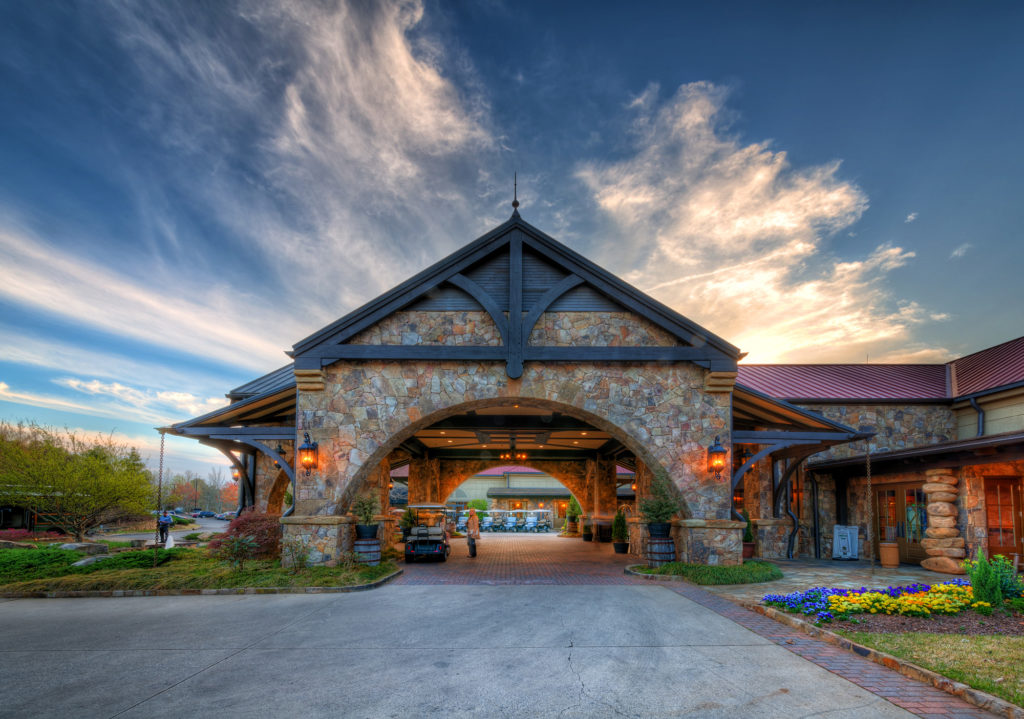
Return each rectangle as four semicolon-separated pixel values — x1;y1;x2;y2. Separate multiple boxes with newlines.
832;525;859;560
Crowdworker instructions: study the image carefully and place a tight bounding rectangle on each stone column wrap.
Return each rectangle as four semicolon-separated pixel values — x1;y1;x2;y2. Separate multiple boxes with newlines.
751;518;790;559
280;515;354;567
674;519;745;566
919;470;966;574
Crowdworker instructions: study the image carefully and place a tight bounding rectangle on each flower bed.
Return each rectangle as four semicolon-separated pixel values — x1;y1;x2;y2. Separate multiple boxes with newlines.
762;579;993;623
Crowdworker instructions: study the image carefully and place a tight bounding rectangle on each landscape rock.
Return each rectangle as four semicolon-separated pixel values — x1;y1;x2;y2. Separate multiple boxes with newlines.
922;482;958;494
924;469;958;481
71;555;110;567
925;527;960;539
59;543;108;555
926;492;958;503
921;556;966;574
0;540;36;550
928;515;957;528
926;502;956;517
921;537;965;549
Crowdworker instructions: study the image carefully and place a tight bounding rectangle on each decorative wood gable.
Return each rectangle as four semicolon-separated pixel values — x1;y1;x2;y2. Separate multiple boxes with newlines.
291;214;740;378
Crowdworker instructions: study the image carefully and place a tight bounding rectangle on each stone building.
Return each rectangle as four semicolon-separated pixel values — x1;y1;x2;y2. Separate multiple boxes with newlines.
167;209;1023;573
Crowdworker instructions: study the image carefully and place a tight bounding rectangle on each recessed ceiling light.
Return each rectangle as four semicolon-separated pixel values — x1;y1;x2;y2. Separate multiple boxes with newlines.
447;440;453;443
573;441;579;445
440;431;446;435
513;404;519;408
581;431;588;435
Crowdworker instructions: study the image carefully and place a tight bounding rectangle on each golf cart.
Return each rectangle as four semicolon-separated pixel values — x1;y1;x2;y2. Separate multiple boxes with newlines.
403;504;451;563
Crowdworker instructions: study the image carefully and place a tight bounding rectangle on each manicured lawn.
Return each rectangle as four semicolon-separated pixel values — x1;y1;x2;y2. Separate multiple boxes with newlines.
836;631;1024;708
0;548;396;592
633;559;783;584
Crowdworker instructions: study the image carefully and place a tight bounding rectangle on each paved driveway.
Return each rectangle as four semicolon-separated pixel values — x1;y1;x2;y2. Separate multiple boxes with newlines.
0;583;915;718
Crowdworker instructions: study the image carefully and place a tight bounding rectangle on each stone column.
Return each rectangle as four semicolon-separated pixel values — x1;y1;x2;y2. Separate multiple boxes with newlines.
920;468;966;575
407;458;440;504
675;519;745;566
280;515;354;567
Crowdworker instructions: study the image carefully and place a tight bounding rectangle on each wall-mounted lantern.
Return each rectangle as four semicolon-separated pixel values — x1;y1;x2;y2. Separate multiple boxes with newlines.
273;443;285;469
707;436;728;480
231;467;240;481
298;432;319;476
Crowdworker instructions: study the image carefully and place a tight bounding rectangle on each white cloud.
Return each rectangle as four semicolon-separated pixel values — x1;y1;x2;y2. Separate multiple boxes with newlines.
0;227;289;372
950;243;972;259
905;212;918;223
56;378;224;419
578;82;940;362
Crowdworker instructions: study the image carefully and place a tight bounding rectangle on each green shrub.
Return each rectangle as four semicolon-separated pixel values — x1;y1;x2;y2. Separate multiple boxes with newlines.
990;554;1024;599
208;511;281;559
399;507;418;530
1006;597;1024;613
611;510;628;542
184;533;201;541
567;497;582;521
218;535;257;570
965;551;1003;606
637;559;783;585
639;469;682;524
741;509;754;543
350;494;379;525
0;547;188;584
466;499;488;512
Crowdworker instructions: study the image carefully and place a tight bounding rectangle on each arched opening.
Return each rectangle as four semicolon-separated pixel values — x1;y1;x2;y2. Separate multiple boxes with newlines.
265;469;290;516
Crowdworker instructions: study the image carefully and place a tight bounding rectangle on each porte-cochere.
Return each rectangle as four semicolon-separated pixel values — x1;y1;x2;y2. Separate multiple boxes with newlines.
167;207;862;567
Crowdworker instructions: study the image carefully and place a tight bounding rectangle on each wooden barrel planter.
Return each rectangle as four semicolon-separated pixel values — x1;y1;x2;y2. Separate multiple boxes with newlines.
647;537;675;568
353;538;381;566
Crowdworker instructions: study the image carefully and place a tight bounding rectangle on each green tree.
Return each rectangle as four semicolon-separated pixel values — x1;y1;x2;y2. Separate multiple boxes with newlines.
567;496;582;520
0;423;152;541
466;499;488;512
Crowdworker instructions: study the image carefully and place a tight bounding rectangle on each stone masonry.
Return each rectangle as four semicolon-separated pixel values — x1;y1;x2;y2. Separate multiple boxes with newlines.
285;310;733;565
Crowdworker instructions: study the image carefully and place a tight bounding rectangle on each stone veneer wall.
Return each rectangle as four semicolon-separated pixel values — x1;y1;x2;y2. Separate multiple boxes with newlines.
288;309;732;565
796;403;956;462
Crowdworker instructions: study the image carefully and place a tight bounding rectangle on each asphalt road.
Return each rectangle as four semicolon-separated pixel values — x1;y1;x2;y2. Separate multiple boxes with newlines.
95;516;227;542
0;584;914;718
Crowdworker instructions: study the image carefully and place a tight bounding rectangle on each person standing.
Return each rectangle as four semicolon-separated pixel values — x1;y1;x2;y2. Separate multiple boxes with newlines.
467;508;480;558
157;511;173;543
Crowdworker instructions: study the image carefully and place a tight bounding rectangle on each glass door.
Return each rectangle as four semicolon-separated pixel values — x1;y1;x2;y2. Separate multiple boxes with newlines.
985;478;1022;559
875;484;930;564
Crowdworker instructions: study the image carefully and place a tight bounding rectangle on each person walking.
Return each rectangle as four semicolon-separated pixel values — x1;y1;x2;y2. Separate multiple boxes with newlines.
157;511;173;543
466;508;480;558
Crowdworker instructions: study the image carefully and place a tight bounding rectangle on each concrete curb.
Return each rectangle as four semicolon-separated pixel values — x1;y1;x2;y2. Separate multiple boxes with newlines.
0;567;403;599
743;600;1024;719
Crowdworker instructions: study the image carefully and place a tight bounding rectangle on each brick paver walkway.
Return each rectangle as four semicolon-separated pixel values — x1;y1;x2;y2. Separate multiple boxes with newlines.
395;533;998;717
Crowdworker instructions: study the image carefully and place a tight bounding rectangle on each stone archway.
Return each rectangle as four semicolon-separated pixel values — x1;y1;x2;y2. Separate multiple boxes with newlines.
265;469;290;516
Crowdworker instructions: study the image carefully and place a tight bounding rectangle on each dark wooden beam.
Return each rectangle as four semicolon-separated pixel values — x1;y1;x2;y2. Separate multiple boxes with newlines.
733;430;858;443
522;274;584;341
177;426;295;440
421;414;593;432
448;273;510;343
426;448;599;461
507;233;524;378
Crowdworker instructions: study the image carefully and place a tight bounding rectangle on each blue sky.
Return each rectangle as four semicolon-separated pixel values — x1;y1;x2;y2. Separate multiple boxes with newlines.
1;0;1022;477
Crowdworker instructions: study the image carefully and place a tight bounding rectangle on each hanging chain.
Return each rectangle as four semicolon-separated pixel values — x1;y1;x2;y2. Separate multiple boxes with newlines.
154;431;165;565
865;442;874;570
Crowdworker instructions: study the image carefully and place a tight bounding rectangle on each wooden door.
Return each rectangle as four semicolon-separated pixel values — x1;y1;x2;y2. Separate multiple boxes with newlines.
984;478;1023;559
875;483;929;564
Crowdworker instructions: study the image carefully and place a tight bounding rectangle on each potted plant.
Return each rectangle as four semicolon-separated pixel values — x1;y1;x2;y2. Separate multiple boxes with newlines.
611;509;629;554
581;517;593;542
878;526;899;568
741;508;755;560
639;469;681;537
399;507;417;541
565;496;582;534
351;493;380;539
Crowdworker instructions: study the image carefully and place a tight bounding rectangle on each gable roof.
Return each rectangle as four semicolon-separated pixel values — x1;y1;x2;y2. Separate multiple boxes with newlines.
290;212;740;367
738;335;1024;403
737;364;949;402
950;335;1024;397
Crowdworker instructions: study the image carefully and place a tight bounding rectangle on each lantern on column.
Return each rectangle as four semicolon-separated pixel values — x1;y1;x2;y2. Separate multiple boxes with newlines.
298;432;319;476
231;467;240;481
707;436;727;480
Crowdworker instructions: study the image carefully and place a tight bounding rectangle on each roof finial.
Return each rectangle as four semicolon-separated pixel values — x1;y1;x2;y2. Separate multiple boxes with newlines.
511;172;520;216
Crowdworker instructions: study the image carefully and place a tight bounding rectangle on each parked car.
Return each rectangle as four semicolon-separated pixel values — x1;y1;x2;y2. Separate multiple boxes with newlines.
216;511;237;521
199;510;217;518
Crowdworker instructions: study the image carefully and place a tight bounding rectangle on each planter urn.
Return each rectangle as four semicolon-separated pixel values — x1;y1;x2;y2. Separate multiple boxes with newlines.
742;542;756;560
613;541;629;554
355;524;379;540
647;522;672;538
878;541;900;569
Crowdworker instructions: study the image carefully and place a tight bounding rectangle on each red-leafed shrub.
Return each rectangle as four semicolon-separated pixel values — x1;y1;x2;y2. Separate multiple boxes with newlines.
0;529;65;542
207;510;281;559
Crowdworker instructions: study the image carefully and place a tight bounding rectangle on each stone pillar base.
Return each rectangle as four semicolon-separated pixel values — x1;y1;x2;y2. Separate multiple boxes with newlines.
752;518;791;559
675;519;745;566
280;515;354;567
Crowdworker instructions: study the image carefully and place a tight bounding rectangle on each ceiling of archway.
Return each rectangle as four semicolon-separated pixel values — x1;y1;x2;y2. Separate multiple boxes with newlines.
401;405;625;463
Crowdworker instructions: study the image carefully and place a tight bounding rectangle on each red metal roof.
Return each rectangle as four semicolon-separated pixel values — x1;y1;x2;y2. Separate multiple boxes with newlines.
737;364;948;401
950;336;1024;397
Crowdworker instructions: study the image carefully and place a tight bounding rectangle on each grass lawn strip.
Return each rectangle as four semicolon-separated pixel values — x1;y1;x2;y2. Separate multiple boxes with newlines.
0;548;397;592
630;560;783;584
836;631;1024;709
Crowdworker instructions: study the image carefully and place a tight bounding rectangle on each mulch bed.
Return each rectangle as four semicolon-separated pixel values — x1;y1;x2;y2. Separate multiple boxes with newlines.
831;610;1024;636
